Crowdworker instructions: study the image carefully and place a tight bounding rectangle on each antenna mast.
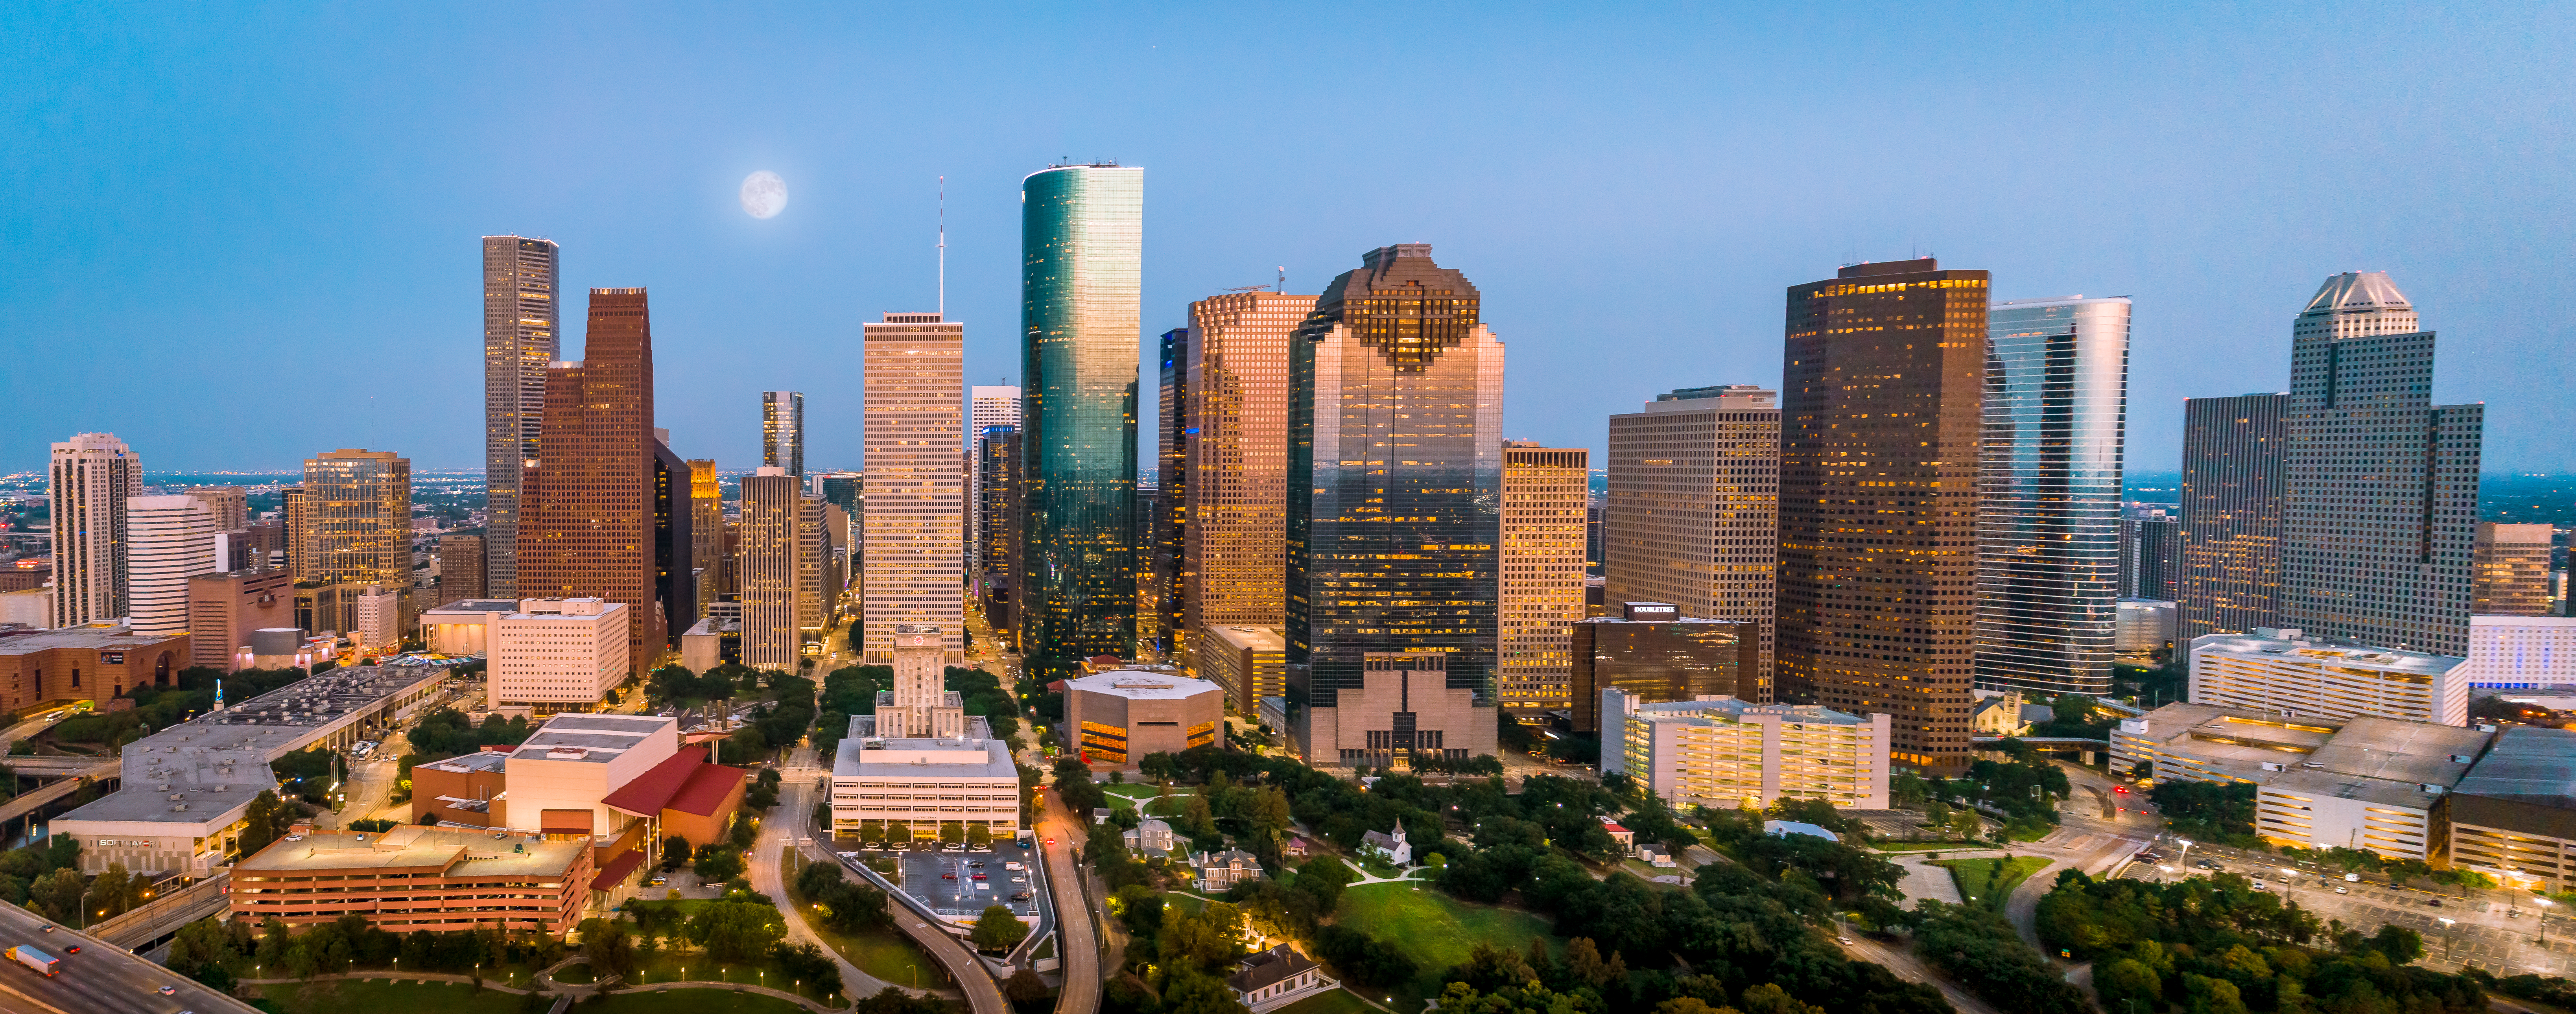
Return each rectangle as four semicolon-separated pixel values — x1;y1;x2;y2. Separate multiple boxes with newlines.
937;176;947;317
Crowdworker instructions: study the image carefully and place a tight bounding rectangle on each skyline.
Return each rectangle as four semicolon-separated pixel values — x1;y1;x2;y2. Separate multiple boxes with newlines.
4;5;2573;473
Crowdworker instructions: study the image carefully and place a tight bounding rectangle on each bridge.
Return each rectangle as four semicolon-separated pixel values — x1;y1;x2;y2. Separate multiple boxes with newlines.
89;871;231;952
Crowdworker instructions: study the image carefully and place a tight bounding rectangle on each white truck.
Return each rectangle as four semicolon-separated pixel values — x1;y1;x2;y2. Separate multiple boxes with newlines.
7;944;60;976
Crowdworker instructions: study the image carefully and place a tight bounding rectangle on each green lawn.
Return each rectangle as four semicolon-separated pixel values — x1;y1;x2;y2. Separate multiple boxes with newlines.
1278;987;1380;1014
247;980;526;1014
1934;855;2053;910
1334;883;1554;1011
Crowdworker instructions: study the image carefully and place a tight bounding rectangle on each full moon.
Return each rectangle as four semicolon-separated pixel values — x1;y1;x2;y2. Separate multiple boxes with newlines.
740;171;788;219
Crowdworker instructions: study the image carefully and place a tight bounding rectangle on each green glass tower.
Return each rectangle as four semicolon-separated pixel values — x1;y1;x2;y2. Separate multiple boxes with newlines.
1020;164;1143;675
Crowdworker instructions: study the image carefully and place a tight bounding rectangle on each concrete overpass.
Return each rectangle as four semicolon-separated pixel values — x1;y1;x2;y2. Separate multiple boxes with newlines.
88;871;230;952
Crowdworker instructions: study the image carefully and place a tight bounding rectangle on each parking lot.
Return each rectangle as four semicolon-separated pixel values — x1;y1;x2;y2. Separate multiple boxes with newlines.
846;842;1048;926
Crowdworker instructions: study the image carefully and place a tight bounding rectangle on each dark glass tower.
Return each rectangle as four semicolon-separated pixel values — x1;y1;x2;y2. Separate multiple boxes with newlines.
1287;244;1505;710
1020;164;1143;675
1778;258;1985;772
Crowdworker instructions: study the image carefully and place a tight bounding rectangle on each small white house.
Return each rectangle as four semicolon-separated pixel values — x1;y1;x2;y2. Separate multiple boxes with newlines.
1360;824;1411;865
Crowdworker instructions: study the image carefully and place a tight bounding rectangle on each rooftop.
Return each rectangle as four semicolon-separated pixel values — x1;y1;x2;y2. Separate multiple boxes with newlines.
2192;630;2463;676
510;714;677;764
1066;671;1225;700
2454;727;2576;808
238;827;586;878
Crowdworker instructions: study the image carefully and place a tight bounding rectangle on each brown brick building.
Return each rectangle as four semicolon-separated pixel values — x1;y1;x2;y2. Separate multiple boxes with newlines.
187;569;292;671
519;288;664;673
1777;258;1986;772
0;627;192;712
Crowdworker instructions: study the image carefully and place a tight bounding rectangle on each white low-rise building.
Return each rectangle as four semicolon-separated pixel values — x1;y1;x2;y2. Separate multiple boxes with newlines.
2189;628;2469;726
2462;614;2576;691
1604;691;1890;810
828;715;1019;842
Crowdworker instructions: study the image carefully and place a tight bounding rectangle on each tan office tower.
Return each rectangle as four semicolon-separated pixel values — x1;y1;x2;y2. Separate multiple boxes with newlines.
520;288;665;672
739;469;802;669
1498;443;1591;716
2475;524;2555;616
1604;385;1779;700
862;313;965;663
183;487;249;531
437;534;487;602
304;449;412;585
688;460;723;607
1180;290;1315;675
49;433;141;628
873;625;964;738
282;487;309;580
1778;258;1986;772
484;235;559;599
126;496;219;636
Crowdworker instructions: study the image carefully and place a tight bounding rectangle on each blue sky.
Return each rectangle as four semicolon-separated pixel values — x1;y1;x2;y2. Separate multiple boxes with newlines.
4;2;2570;474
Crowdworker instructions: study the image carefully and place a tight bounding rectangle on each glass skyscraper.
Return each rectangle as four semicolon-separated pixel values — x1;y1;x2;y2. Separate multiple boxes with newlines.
1287;244;1505;712
1020;164;1143;675
1973;296;2131;697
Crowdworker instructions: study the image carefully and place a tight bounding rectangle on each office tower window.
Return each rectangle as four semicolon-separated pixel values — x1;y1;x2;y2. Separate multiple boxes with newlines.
1778;258;1985;772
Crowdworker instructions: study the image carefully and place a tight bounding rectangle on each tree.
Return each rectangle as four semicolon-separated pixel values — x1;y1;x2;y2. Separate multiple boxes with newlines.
583;916;638;983
972;904;1030;953
239;789;287;858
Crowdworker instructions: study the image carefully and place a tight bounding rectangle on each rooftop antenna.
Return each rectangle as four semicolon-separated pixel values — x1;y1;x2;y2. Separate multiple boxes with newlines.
937;176;947;317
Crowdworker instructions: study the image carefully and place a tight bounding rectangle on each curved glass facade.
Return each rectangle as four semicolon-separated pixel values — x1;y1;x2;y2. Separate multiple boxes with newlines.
1019;165;1143;673
1973;296;2131;697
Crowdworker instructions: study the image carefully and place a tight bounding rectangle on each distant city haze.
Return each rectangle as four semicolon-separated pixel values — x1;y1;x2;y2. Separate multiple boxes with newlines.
2;6;2569;472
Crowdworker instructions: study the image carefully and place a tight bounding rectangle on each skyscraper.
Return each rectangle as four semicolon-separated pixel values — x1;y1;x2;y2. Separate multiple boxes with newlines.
49;433;140;628
863;312;966;663
519;288;664;673
977;425;1024;642
1778;258;1985;772
483;235;559;599
437;533;486;602
1603;384;1779;699
652;433;697;645
967;385;1022;578
2280;272;2482;656
1499;443;1590;716
1180;290;1316;680
1974;296;2131;698
303;449;411;585
2474;523;2554;616
1287;244;1506;737
1020;163;1143;675
762;391;805;479
126;496;218;636
2179;393;2288;640
688;459;723;609
739;468;802;669
1152;328;1189;660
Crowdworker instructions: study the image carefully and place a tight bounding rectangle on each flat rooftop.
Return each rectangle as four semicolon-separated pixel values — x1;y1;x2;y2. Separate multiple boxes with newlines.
835;715;1014;780
509;713;677;764
2194;631;2464;675
2455;727;2576;808
0;624;186;654
1066;671;1224;700
238;827;584;878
